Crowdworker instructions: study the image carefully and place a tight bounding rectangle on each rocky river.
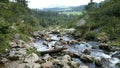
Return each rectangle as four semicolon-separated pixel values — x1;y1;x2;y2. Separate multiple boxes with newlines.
0;29;120;68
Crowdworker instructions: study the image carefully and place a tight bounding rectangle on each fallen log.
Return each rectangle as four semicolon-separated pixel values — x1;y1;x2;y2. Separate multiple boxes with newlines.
39;46;67;54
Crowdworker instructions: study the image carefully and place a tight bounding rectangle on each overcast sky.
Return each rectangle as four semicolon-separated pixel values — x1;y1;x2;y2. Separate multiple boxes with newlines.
28;0;104;9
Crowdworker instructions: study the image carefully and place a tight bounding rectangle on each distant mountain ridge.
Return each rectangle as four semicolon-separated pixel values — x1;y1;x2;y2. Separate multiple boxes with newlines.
42;5;86;12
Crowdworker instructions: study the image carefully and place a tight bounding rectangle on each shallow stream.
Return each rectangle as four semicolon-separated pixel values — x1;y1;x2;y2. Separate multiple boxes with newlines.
34;32;120;68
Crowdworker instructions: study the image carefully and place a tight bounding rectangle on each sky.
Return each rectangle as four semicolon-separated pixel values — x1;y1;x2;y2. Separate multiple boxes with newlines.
28;0;104;9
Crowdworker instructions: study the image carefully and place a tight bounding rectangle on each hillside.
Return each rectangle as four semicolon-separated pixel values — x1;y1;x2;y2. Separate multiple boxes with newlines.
76;0;120;46
42;5;86;12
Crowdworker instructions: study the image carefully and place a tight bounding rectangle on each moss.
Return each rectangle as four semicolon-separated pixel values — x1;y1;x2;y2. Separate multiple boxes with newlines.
116;62;120;67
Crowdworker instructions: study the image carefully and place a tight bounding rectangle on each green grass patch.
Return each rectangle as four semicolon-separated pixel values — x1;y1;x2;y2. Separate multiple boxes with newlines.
59;11;83;15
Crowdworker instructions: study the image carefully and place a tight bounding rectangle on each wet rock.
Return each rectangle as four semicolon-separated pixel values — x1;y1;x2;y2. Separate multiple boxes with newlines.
43;41;48;46
68;61;79;68
80;55;94;63
79;65;89;68
41;61;53;68
24;53;39;63
111;51;120;58
69;39;79;44
82;48;90;54
95;57;102;66
99;43;113;51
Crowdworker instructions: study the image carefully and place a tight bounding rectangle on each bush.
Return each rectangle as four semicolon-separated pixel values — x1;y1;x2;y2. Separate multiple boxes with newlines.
83;31;97;41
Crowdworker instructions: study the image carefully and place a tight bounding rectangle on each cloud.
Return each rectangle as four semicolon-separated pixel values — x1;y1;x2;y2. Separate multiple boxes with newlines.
28;0;104;9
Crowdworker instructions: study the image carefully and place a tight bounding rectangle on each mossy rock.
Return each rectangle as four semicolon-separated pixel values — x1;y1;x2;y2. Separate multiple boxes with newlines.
116;62;120;67
80;55;94;63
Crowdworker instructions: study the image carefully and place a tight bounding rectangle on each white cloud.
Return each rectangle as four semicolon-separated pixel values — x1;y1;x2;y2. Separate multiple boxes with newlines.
28;0;104;9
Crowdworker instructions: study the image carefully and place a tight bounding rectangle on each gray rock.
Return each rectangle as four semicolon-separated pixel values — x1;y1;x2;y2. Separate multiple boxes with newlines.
99;43;113;51
95;57;102;66
17;63;41;68
62;55;71;61
43;54;53;61
82;48;90;54
9;42;18;48
41;61;53;68
0;58;9;64
69;61;79;68
80;55;94;63
24;53;39;63
79;65;89;68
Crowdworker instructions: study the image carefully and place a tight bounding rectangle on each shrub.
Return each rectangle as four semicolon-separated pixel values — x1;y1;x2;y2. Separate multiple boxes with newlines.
83;31;97;41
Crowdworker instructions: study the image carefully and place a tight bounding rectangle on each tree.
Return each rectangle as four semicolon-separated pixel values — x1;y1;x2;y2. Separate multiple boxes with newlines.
15;0;28;7
85;0;96;11
0;0;9;3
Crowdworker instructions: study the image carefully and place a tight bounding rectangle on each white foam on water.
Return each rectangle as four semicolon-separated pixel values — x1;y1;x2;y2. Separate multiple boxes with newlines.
110;58;120;64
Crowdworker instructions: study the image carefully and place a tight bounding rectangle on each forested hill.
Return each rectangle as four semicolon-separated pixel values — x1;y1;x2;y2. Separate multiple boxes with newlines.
76;0;120;46
0;0;80;52
42;5;86;12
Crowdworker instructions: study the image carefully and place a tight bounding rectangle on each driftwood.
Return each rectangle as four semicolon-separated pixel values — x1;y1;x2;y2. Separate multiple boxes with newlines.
40;46;67;54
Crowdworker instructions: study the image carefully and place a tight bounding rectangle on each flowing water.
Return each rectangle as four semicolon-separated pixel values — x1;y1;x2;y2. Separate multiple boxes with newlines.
34;32;120;68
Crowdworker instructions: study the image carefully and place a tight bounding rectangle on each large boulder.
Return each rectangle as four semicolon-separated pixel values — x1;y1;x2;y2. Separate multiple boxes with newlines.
24;53;39;63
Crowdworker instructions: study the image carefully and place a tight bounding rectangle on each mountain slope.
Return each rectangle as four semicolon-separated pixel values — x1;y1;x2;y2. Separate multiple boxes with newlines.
42;5;86;12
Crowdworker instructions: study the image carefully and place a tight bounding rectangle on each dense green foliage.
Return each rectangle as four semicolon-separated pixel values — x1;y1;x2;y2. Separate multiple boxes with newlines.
77;0;120;45
0;1;80;52
0;1;38;52
32;9;80;28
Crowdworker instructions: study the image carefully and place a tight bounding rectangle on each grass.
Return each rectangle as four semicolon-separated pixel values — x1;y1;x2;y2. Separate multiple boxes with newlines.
59;11;83;15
